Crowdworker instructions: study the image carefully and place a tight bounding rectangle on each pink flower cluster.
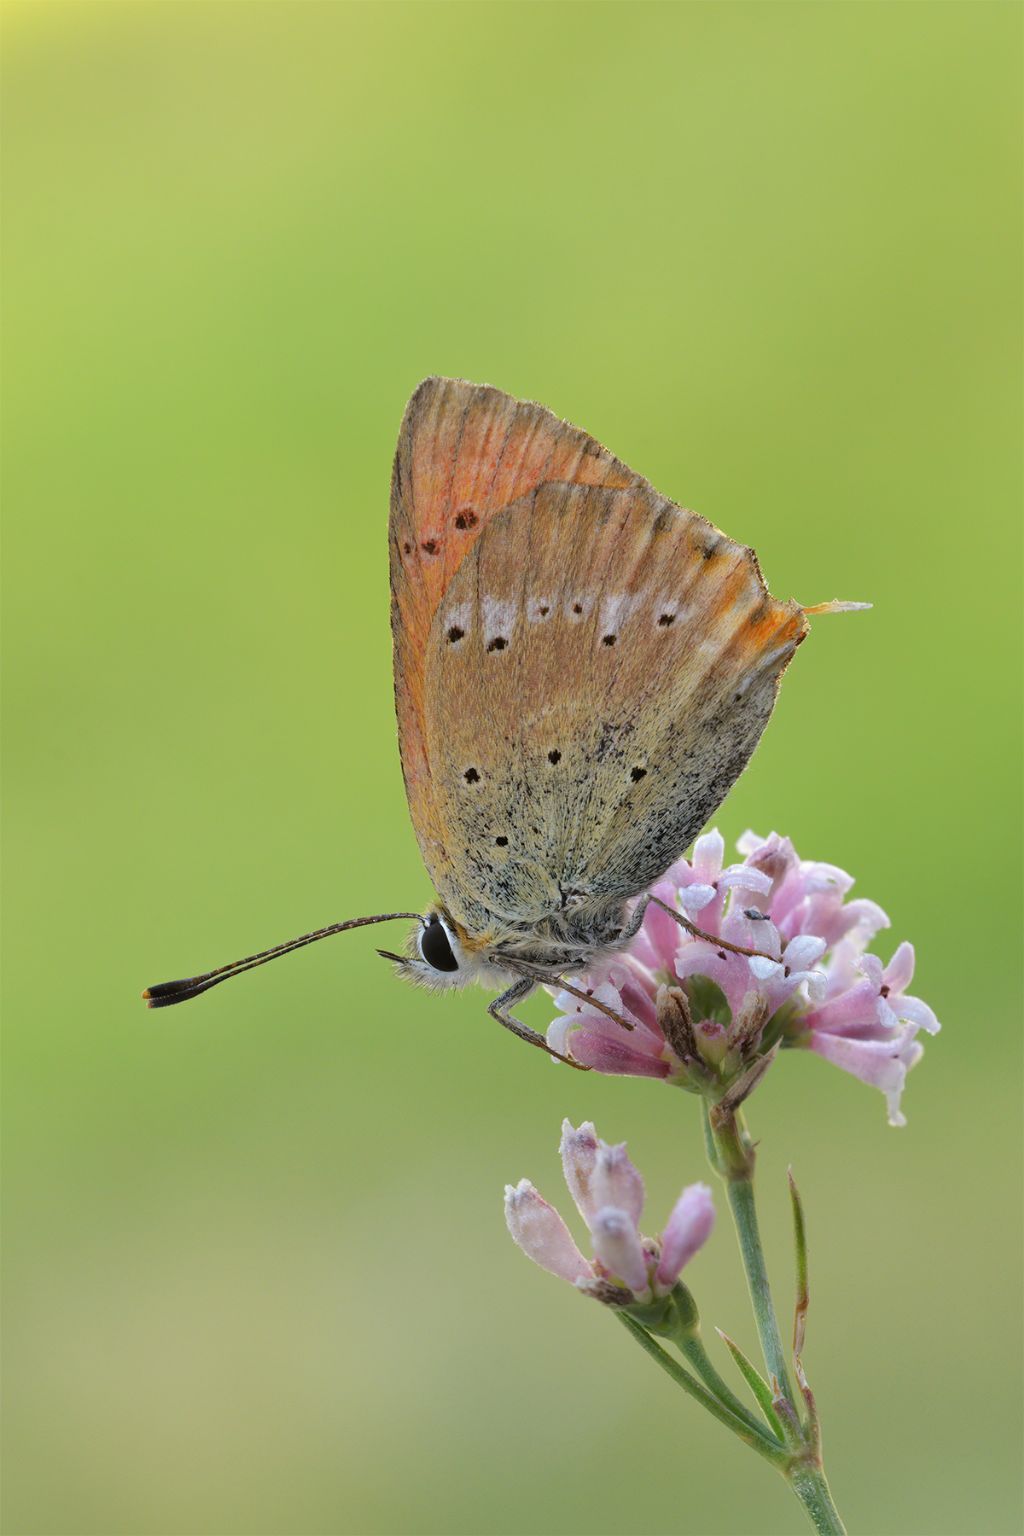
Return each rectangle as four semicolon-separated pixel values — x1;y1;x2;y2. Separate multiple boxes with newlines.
547;831;940;1126
505;1120;715;1305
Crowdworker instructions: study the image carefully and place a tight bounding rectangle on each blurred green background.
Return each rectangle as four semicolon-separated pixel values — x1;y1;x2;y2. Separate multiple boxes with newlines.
3;4;1020;1534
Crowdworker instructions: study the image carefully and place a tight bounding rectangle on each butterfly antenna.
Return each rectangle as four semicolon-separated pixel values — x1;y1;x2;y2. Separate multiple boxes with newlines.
142;912;421;1009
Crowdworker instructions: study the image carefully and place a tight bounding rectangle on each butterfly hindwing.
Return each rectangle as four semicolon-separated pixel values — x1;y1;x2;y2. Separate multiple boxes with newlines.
420;478;806;930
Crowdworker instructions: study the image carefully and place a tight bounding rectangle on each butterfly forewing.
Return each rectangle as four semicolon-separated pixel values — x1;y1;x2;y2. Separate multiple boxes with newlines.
390;378;640;893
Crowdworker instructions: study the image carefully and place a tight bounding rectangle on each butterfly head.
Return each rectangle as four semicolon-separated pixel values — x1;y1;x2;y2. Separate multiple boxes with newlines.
378;908;496;992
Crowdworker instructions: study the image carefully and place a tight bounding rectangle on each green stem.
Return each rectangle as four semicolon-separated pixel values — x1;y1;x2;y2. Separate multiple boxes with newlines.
662;1283;780;1442
616;1314;788;1468
703;1104;848;1535
709;1106;796;1415
677;1331;774;1440
789;1463;847;1535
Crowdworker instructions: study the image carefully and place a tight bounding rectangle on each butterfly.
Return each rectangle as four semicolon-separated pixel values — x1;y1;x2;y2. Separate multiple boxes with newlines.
144;378;862;1064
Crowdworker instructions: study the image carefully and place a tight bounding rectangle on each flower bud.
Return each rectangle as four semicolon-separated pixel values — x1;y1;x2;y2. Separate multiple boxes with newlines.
592;1141;645;1226
504;1180;590;1283
559;1119;599;1222
590;1205;650;1294
505;1125;716;1305
656;1183;715;1289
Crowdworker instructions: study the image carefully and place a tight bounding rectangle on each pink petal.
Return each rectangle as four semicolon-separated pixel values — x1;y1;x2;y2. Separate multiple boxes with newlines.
892;992;940;1035
782;935;827;971
555;1019;672;1078
692;830;725;883
656;1183;715;1288
802;979;883;1035
546;1014;575;1061
810;1031;924;1127
718;864;773;897
883;941;915;993
612;967;660;1031
835;898;890;944
504;1180;591;1282
635;879;685;972
800;861;855;896
678;883;717;917
720;909;782;957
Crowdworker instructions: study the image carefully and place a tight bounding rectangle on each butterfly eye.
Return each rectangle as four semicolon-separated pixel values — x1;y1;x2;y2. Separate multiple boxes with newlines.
419;914;459;973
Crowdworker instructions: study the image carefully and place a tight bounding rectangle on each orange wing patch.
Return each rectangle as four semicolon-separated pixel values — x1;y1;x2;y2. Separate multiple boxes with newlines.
389;378;641;892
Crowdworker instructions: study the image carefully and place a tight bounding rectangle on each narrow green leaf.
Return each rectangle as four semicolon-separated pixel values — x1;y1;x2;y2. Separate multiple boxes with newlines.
788;1167;809;1357
715;1327;786;1439
616;1314;787;1466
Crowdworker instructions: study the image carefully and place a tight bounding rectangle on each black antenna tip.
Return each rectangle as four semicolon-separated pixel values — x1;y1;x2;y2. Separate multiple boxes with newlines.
142;976;213;1007
143;978;195;1001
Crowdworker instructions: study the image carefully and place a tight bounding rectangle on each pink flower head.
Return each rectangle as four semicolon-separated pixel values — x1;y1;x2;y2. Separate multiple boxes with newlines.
547;829;939;1126
504;1120;715;1304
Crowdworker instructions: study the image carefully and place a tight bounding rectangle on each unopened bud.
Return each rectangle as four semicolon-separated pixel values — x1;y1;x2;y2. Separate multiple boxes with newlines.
559;1119;599;1223
591;1206;649;1294
656;1183;715;1289
504;1180;590;1284
656;984;697;1061
593;1142;645;1226
728;992;771;1055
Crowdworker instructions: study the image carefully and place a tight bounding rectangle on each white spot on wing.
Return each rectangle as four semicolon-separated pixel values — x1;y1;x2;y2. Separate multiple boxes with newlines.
482;596;517;641
445;601;472;633
598;591;645;634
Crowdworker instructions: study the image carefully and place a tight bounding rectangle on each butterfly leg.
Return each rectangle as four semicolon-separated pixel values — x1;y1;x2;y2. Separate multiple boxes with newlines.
488;979;590;1069
644;893;777;962
509;965;635;1033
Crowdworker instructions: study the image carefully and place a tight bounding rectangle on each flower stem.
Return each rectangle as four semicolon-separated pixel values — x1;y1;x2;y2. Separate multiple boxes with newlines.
616;1313;788;1467
789;1463;847;1535
707;1105;796;1416
665;1283;780;1440
703;1104;848;1535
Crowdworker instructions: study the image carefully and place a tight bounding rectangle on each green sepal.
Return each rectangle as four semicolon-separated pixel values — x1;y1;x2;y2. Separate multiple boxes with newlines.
621;1292;677;1336
621;1282;700;1346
